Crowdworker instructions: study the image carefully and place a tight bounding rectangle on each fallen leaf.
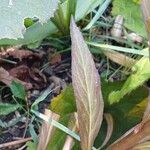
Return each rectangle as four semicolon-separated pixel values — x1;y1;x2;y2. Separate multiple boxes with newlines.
0;67;32;89
9;65;47;90
70;18;104;150
50;53;62;64
6;47;43;61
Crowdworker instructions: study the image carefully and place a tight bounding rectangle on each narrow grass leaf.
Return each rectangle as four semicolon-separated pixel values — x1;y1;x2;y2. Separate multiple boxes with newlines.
70;17;104;150
87;42;149;57
84;0;111;30
31;86;53;110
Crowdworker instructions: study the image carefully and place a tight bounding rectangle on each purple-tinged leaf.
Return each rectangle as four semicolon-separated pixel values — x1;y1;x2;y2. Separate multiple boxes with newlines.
70;17;104;150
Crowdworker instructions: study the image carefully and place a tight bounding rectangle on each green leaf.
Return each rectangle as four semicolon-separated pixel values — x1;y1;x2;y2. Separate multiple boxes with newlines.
46;114;71;150
10;81;26;100
0;0;104;45
109;56;150;104
47;86;78;149
94;79;148;148
49;85;76;115
26;141;37;150
112;0;146;37
0;0;58;39
71;18;104;150
0;103;20;115
31;87;52;110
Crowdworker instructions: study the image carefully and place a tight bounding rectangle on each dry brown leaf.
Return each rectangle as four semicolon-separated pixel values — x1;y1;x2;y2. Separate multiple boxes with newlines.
37;109;60;150
0;47;43;63
107;120;150;150
103;50;136;68
70;18;104;150
132;141;150;150
50;53;61;64
6;47;43;61
99;113;113;149
0;67;32;89
9;65;47;90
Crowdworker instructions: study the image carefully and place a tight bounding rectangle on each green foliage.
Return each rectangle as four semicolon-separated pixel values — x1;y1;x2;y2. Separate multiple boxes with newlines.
0;0;59;39
133;0;141;4
26;141;37;150
46;114;71;150
94;79;148;148
109;57;150;104
50;85;76;115
51;0;77;35
0;103;20;115
112;0;146;37
48;79;148;149
10;81;26;100
0;0;104;46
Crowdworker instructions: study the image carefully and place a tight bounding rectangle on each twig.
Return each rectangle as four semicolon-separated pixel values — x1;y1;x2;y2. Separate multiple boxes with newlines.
0;137;32;149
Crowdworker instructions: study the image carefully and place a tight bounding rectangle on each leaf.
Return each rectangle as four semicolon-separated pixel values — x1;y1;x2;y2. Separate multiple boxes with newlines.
94;79;148;148
98;113;113;149
46;86;78;149
49;85;76;115
0;0;104;45
112;0;146;37
70;18;104;150
0;67;32;89
26;141;37;150
10;80;26;99
0;103;20;115
48;80;148;149
109;56;150;104
45;114;71;150
37;109;60;150
0;0;59;39
1;47;43;61
31;86;52;110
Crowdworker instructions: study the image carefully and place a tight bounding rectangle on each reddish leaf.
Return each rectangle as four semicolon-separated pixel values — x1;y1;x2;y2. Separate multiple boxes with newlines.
0;47;43;62
70;18;104;150
50;53;61;64
0;67;32;89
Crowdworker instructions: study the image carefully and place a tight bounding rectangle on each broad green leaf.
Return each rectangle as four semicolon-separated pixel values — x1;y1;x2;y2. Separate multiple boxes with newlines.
70;18;104;150
46;114;71;150
0;103;20;115
49;85;76;115
94;80;148;148
112;0;146;37
0;0;104;45
47;86;78;150
26;141;37;150
0;0;59;39
10;80;26;100
109;56;150;104
127;98;147;118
